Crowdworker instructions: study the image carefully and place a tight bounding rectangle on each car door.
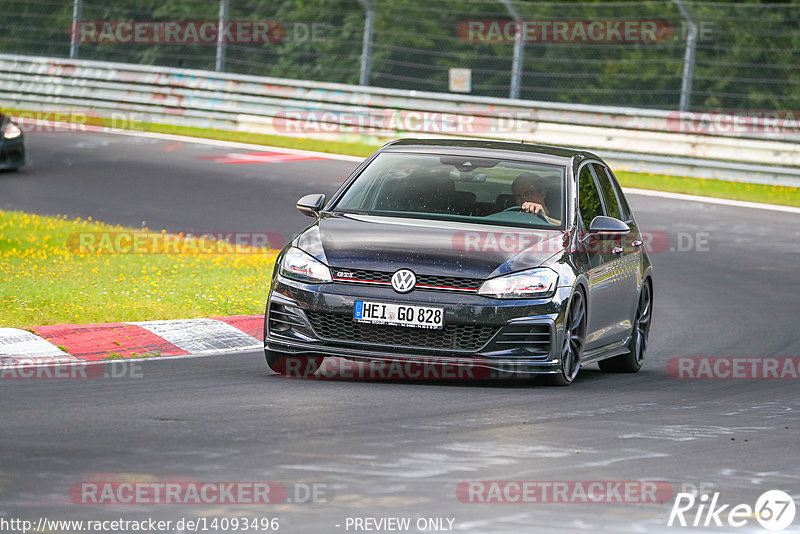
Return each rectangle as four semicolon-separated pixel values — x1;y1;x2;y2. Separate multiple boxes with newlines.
577;163;621;350
595;164;645;327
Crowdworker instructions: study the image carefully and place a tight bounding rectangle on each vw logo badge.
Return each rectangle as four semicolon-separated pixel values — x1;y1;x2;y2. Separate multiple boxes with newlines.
391;269;416;293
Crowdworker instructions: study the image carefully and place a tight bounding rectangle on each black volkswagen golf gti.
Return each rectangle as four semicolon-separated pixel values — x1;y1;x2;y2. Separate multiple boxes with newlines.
265;139;653;385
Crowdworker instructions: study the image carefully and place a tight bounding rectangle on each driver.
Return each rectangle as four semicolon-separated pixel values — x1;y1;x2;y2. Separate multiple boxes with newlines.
511;172;561;225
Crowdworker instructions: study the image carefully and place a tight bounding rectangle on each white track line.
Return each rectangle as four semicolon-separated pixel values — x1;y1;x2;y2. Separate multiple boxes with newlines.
105;128;365;162
24;121;798;213
19;118;364;162
623;187;800;214
107;129;798;214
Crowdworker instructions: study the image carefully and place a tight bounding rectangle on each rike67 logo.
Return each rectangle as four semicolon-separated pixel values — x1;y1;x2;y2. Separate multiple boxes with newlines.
668;489;796;530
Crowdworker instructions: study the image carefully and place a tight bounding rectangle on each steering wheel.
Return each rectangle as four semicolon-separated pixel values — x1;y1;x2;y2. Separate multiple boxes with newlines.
502;205;550;223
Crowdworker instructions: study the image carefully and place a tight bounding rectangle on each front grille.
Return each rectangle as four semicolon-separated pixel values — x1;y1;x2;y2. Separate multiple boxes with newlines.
416;275;481;290
332;268;392;283
306;311;497;352
494;323;552;355
331;268;482;291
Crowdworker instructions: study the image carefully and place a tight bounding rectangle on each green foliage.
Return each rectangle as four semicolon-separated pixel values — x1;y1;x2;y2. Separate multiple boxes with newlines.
0;0;798;110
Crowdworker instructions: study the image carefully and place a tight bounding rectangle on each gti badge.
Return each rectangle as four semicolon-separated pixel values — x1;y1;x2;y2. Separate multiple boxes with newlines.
391;269;416;293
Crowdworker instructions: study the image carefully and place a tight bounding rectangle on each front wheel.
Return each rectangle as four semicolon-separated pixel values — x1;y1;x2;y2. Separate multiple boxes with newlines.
265;349;324;377
541;288;586;386
599;281;652;373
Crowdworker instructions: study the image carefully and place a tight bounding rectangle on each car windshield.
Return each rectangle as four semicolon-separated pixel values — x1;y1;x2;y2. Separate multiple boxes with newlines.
333;152;566;229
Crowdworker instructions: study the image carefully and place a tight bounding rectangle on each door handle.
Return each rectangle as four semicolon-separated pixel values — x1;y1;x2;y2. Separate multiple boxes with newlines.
632;240;643;247
612;246;624;254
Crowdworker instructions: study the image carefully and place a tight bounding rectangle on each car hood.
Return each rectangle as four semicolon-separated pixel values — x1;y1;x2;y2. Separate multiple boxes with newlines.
294;213;568;279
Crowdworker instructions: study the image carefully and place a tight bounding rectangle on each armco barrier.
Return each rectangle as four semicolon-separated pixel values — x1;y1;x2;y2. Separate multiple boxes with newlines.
2;53;799;186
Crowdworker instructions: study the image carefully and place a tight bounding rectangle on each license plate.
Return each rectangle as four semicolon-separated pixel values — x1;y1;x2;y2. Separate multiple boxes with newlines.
354;300;444;329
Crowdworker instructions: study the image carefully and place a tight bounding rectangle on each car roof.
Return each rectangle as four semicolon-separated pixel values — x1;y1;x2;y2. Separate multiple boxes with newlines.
380;138;602;164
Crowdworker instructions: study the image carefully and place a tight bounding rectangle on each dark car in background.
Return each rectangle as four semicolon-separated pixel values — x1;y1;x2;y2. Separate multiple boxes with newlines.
264;139;653;386
0;113;25;170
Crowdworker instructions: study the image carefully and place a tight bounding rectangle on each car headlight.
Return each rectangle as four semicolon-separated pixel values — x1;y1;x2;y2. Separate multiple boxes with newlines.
3;123;22;139
280;247;332;283
478;267;558;299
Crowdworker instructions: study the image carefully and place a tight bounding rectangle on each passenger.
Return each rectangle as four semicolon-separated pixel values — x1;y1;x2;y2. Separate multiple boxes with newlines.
511;172;561;225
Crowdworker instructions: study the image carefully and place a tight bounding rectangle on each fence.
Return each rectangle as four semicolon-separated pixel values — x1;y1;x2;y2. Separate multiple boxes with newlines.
1;0;799;112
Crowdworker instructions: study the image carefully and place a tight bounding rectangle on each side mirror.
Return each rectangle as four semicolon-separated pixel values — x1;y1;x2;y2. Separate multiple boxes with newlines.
296;194;326;217
586;216;630;240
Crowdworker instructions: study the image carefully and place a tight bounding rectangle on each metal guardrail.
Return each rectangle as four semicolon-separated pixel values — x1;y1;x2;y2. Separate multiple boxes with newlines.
2;53;799;187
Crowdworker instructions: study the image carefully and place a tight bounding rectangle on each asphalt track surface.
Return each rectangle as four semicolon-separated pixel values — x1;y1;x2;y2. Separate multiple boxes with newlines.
1;131;799;533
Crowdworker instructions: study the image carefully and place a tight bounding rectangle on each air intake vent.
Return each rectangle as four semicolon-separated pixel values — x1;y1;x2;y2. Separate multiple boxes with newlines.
267;303;306;334
494;324;552;355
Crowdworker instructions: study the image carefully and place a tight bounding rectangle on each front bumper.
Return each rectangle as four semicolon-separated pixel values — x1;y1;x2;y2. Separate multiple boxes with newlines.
265;275;573;375
0;135;25;170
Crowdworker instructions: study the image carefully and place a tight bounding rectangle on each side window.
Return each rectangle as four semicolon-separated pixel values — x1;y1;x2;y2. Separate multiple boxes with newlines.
601;166;633;222
590;164;622;221
578;165;603;230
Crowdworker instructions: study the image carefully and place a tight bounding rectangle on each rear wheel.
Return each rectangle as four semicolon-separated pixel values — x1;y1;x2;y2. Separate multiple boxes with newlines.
541;288;586;386
599;280;652;373
265;350;324;377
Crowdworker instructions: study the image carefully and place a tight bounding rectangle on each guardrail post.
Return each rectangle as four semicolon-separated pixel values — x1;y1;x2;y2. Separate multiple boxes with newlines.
500;0;524;100
358;0;375;86
70;0;83;59
673;0;697;111
216;0;229;72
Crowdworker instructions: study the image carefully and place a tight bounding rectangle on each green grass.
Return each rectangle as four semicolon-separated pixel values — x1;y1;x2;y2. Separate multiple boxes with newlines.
0;210;277;327
615;171;800;208
105;351;161;359
143;122;381;158
4;108;381;158
6;108;800;207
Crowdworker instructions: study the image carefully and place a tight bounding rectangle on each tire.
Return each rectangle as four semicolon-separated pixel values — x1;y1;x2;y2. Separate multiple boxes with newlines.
540;288;586;387
265;349;324;377
599;280;652;373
